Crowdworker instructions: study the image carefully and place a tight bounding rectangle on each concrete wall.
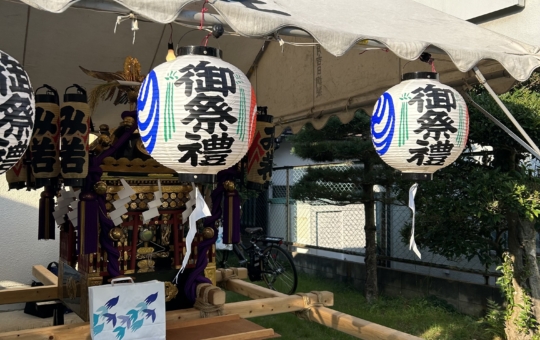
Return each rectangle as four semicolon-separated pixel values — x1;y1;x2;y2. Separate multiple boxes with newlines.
294;253;503;316
0;174;59;310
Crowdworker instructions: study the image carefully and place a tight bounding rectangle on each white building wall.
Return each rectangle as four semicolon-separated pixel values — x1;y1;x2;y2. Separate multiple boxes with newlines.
0;174;59;310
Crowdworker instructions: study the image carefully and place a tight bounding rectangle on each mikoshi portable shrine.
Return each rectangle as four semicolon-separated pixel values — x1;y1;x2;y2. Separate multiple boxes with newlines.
0;0;540;339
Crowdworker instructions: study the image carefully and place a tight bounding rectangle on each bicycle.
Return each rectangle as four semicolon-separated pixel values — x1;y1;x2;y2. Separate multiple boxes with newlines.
215;227;298;295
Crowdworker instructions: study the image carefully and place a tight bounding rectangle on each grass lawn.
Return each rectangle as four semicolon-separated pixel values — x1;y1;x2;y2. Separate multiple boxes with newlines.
226;273;495;340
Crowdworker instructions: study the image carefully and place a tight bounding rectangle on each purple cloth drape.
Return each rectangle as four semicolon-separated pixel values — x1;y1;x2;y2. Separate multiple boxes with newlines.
81;111;138;277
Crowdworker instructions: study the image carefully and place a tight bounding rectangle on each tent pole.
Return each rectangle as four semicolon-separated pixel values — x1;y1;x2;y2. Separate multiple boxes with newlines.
472;66;540;156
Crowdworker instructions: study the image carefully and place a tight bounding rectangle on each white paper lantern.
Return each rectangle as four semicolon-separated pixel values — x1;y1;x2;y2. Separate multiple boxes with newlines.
371;72;469;180
0;50;35;175
138;46;257;182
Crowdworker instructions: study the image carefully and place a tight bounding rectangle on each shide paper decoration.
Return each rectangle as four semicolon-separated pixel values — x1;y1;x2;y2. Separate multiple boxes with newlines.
60;84;90;187
0;50;35;175
246;107;274;190
110;179;135;226
137;45;257;183
173;183;211;283
371;72;469;258
142;179;163;223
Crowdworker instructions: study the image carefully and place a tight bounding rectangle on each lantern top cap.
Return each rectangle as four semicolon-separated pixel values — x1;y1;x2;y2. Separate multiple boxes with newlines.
176;46;223;59
402;72;439;81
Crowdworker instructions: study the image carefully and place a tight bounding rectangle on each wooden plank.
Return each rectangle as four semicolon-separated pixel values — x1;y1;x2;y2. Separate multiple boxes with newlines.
0;285;58;305
308;306;423;340
206;328;275;340
32;265;57;286
166;314;240;329
167;315;276;340
0;324;89;340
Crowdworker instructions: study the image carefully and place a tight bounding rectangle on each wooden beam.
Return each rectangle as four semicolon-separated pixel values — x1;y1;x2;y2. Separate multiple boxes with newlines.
167;291;333;321
32;265;57;286
223;278;286;299
216;267;248;282
196;283;226;305
0;285;57;305
308;307;423;340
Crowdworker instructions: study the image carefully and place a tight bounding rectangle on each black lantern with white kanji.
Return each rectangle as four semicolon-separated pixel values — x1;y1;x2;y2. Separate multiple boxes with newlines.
0;50;35;175
32;85;61;188
137;46;257;183
246;106;274;190
60;84;90;187
371;72;469;180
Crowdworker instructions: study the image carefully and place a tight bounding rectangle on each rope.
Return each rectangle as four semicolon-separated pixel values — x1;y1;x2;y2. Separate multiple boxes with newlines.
294;291;326;321
194;283;224;318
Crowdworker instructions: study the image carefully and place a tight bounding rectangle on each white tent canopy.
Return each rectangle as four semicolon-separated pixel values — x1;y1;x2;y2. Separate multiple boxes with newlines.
3;0;540;133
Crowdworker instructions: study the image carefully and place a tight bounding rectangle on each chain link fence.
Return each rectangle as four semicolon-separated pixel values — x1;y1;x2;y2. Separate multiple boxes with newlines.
239;163;535;285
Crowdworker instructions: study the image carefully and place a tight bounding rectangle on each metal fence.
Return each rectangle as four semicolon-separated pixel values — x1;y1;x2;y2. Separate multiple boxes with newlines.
239;163;527;285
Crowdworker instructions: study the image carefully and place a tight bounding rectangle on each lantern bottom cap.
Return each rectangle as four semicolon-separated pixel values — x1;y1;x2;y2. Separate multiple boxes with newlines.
63;178;85;188
401;172;433;181
177;173;215;184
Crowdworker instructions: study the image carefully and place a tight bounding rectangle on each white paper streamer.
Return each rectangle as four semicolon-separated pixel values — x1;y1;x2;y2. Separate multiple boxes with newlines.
110;179;135;226
142;180;163;223
182;182;196;222
408;183;421;259
53;187;77;224
173;186;211;283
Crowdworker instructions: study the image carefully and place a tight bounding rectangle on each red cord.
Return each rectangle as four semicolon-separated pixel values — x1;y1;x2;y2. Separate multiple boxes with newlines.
201;32;212;46
199;0;209;30
429;59;436;73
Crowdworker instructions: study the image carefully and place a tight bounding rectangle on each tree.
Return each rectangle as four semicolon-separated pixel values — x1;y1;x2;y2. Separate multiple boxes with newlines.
289;111;396;303
397;77;540;339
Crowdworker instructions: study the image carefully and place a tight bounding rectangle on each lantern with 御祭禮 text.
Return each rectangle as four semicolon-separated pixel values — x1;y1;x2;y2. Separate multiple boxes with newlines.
137;46;257;183
371;72;469;180
0;50;35;175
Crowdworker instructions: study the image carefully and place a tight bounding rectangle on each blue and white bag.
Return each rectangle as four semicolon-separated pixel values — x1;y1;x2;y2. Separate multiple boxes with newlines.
89;278;166;340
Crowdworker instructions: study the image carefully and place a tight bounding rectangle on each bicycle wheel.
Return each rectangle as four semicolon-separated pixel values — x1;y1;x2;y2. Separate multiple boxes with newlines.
215;246;244;269
215;248;231;269
260;245;298;295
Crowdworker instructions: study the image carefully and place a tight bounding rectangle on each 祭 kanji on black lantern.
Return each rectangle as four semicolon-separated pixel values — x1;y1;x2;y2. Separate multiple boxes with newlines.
0;50;35;175
246;107;275;190
371;72;469;181
137;46;257;183
60;84;90;187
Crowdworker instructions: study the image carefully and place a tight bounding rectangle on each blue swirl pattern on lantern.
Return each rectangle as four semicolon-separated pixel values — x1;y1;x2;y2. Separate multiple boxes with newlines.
371;92;395;156
137;71;160;154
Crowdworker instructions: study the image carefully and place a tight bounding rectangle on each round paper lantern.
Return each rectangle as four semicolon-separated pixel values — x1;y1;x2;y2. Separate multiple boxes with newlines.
138;46;257;183
0;50;35;175
371;72;469;180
